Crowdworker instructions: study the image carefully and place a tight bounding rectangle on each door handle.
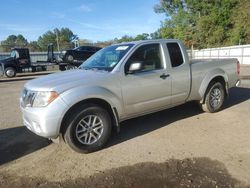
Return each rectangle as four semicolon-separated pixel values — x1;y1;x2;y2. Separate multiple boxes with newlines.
160;73;170;79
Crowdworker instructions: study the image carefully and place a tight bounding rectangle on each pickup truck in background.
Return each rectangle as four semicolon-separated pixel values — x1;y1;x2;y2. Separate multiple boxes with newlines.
20;39;240;153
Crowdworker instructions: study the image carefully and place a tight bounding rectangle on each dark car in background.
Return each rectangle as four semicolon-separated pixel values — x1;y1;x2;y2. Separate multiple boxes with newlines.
59;46;101;62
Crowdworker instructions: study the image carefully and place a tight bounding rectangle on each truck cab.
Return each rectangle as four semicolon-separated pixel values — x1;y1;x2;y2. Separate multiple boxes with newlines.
0;48;31;77
10;48;32;67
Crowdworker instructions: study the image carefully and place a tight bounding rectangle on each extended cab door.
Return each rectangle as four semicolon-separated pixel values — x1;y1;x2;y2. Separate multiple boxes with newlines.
121;43;171;117
165;42;191;104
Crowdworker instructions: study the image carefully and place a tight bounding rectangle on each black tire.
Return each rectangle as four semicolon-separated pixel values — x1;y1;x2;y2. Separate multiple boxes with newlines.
59;65;66;71
31;67;36;72
66;65;77;70
201;82;225;113
5;67;16;78
65;54;74;62
41;66;47;71
63;104;112;153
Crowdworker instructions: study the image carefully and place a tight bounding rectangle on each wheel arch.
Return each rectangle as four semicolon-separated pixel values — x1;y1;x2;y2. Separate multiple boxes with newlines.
66;52;74;58
4;64;17;70
63;52;71;60
60;98;120;136
200;75;228;104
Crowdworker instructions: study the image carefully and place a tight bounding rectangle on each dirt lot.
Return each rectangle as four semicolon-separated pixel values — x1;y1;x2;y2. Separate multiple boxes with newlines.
0;69;250;187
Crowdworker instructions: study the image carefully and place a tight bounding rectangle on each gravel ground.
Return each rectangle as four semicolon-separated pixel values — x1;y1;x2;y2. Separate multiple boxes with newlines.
0;68;250;187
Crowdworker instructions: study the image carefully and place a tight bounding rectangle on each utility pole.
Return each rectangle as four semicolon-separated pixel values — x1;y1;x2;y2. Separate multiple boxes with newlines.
55;31;60;52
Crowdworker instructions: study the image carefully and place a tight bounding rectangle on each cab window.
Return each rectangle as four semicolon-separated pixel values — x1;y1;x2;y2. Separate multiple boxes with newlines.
10;50;19;58
166;43;184;67
125;44;163;73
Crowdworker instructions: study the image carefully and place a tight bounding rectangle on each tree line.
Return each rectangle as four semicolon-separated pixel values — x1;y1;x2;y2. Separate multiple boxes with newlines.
0;28;78;52
0;29;154;52
154;0;250;48
0;0;249;52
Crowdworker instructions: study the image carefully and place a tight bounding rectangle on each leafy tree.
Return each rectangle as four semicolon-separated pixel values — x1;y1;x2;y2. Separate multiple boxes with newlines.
229;0;250;45
37;31;56;51
116;35;134;43
28;41;41;52
154;0;240;48
115;33;151;43
1;34;28;52
135;33;150;40
37;27;77;51
16;34;28;46
150;29;163;39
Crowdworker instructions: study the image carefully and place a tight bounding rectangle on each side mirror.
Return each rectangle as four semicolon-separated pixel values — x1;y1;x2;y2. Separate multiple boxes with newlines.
127;62;143;74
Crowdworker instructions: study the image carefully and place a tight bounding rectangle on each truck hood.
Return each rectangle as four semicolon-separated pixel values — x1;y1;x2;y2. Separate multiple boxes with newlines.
0;57;14;64
25;69;110;93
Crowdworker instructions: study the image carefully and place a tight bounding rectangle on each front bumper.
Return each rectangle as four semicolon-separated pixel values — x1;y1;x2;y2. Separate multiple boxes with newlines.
20;96;68;139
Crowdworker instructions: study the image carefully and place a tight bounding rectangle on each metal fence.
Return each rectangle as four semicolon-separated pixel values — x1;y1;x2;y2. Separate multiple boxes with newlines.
190;44;250;65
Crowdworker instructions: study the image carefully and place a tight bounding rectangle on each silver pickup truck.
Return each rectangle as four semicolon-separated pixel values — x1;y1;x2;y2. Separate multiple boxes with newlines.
20;39;240;153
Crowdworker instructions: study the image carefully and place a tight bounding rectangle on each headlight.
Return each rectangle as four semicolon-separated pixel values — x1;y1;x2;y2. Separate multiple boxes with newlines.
61;50;67;54
32;91;59;107
21;90;59;107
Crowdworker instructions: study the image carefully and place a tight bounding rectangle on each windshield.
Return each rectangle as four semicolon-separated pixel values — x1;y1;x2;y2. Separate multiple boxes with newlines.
10;50;19;58
79;44;134;71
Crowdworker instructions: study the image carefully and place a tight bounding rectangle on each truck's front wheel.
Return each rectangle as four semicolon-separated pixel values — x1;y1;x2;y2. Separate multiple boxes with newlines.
5;67;16;78
64;104;112;153
201;82;225;113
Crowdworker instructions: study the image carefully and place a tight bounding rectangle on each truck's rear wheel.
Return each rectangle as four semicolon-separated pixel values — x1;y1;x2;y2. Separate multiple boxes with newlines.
64;104;111;153
201;82;225;113
59;65;66;71
5;67;16;78
66;55;74;62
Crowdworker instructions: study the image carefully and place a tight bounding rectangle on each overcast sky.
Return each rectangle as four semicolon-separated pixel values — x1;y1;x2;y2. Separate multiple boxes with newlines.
0;0;165;42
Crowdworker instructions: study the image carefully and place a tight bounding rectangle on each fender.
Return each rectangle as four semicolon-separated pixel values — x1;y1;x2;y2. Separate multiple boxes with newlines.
58;85;124;131
199;68;228;101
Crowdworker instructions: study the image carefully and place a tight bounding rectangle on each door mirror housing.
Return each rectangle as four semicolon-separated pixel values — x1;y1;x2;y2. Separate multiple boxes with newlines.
127;62;143;74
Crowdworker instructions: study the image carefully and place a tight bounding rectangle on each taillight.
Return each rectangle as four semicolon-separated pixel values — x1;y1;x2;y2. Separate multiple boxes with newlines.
237;60;240;75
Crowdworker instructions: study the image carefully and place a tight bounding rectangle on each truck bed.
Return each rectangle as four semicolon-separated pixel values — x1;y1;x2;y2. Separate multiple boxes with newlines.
188;58;239;101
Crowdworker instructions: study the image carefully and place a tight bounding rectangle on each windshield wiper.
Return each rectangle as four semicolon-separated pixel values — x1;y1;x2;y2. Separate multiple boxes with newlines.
80;67;109;72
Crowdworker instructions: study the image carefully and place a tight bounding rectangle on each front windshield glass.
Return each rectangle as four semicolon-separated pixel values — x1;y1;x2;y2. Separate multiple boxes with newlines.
10;50;19;58
80;44;134;71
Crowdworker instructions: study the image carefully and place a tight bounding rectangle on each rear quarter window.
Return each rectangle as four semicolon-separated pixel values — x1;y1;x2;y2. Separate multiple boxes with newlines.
166;43;184;67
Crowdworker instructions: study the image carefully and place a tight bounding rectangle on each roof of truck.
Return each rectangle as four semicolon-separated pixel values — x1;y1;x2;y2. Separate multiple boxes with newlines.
119;39;181;45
